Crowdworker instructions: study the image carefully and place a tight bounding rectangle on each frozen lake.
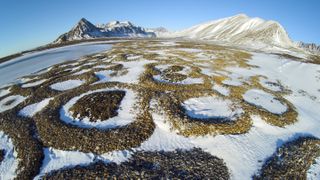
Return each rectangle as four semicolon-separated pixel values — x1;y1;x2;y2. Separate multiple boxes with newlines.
0;43;111;86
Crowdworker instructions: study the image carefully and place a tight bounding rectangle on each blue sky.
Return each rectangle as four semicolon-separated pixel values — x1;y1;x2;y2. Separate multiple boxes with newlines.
0;0;319;57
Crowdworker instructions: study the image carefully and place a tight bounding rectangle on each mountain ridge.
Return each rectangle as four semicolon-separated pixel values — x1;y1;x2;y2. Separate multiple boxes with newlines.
168;14;295;50
54;18;155;43
52;15;318;56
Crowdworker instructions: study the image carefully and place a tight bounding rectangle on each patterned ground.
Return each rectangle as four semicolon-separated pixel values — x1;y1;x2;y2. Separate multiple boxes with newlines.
0;40;319;179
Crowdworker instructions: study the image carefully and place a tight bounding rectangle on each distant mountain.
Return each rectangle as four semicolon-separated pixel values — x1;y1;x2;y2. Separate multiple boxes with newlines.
54;18;155;43
53;15;317;56
296;42;320;54
168;14;296;50
54;18;104;43
147;27;170;37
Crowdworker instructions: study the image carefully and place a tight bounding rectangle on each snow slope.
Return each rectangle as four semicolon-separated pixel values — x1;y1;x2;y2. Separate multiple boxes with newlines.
54;19;155;43
168;14;297;50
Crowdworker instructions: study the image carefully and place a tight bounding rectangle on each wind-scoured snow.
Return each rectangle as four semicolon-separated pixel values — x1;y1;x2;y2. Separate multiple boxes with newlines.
60;88;137;129
18;98;53;117
50;79;85;91
138;112;195;151
0;95;27;113
243;89;287;115
182;96;243;121
0;131;19;180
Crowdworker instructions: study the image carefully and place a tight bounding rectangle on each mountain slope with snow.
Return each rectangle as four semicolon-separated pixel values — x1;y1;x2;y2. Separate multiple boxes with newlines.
54;18;105;43
51;15;319;58
54;18;155;43
169;14;296;50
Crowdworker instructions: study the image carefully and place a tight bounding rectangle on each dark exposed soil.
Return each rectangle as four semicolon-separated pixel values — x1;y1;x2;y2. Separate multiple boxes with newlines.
70;90;126;122
162;73;188;82
43;148;230;179
0;149;5;164
254;136;320;179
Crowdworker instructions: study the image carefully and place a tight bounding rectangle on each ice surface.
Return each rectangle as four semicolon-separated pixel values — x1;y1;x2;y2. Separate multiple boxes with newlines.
0;43;111;86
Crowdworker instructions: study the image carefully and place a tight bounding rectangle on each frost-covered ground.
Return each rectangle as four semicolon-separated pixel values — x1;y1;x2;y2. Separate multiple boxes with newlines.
0;39;319;179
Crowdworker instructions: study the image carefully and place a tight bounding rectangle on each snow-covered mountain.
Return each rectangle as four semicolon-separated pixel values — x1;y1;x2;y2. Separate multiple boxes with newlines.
98;21;156;37
54;18;104;43
167;14;296;50
54;18;155;43
53;15;318;56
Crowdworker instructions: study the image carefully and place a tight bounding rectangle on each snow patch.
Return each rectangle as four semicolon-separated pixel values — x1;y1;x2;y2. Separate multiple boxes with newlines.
182;96;243;121
21;79;47;88
0;95;27;113
72;69;91;75
0;89;10;98
137;112;194;151
18;98;53;117
212;84;230;96
243;89;287;114
50;79;85;91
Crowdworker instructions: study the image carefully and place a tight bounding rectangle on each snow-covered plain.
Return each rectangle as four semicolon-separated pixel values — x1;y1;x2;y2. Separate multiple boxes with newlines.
0;43;111;86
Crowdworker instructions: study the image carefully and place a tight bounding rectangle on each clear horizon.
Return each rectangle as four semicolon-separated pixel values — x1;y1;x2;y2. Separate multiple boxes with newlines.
0;0;319;58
